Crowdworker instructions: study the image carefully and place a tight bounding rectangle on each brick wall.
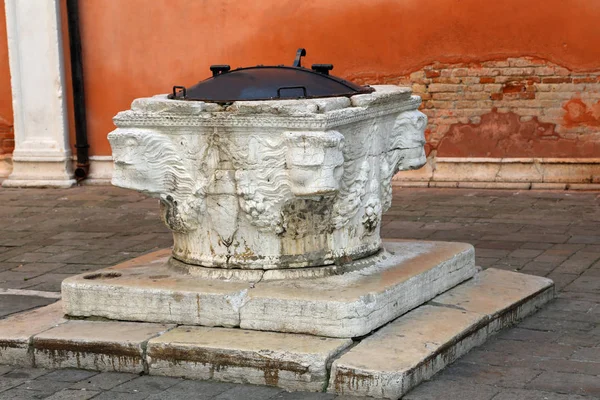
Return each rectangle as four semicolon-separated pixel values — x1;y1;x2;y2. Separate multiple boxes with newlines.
390;57;600;159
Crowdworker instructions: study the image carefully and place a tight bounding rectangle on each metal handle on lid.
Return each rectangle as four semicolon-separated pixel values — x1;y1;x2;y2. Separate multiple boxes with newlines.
311;64;333;75
293;48;306;67
210;65;231;77
170;86;187;99
277;86;308;98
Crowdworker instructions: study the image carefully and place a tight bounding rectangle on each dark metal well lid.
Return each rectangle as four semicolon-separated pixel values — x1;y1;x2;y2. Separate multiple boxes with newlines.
168;48;374;103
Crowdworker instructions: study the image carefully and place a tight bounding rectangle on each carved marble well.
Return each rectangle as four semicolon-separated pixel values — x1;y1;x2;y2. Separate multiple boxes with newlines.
108;85;427;271
56;81;553;396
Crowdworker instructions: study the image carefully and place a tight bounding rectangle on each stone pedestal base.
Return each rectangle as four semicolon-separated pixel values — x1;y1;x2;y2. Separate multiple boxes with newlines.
62;240;477;338
2;159;76;188
1;268;553;398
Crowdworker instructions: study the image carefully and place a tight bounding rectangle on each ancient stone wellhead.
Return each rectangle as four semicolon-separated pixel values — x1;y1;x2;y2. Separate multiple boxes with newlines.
43;50;552;398
65;53;479;339
108;86;427;274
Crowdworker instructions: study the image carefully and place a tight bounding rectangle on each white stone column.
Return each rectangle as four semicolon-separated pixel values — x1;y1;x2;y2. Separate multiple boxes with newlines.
2;0;75;188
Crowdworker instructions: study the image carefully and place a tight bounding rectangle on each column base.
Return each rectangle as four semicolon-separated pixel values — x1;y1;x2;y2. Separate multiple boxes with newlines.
2;159;76;188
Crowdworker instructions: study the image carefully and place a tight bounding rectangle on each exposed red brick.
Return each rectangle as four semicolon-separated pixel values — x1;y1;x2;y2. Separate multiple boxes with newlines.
437;110;599;157
535;67;556;76
425;70;441;78
519;92;536;100
502;93;520;100
400;57;600;159
452;68;469;77
431;77;462;84
422;100;434;109
436;110;455;118
542;77;573;83
502;82;526;93
573;77;597;83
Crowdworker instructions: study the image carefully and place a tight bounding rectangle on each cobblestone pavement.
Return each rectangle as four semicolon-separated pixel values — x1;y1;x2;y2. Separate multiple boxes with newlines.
0;186;599;399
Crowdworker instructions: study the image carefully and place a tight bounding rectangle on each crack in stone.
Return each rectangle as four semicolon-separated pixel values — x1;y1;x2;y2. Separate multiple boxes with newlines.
141;325;177;374
426;301;467;312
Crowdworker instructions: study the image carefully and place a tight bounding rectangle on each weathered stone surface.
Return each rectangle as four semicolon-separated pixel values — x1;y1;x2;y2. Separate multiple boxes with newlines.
0;294;57;317
0;302;66;366
329;268;554;399
108;86;426;270
147;326;352;391
32;321;174;373
432;268;555;333
61;249;255;328
240;240;476;337
69;372;138;391
62;240;476;337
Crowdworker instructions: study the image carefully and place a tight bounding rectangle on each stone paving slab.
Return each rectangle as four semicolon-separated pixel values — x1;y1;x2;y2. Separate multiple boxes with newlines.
32;320;174;373
147;326;352;392
328;268;554;399
0;294;56;318
68;371;138;391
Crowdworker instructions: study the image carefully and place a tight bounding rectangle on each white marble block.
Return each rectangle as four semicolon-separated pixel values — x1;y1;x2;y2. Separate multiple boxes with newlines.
108;86;426;270
61;240;477;338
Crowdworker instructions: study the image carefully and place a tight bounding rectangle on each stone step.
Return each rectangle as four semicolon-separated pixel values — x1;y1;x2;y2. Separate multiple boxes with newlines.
328;268;554;399
0;268;553;397
0;301;65;366
146;326;352;391
32;320;174;373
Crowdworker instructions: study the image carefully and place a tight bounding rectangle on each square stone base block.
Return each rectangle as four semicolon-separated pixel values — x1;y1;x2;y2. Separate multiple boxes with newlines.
1;268;553;396
61;240;477;338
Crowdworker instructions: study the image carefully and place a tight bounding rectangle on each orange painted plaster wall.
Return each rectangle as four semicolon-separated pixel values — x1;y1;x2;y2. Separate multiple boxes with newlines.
76;0;600;156
0;0;14;155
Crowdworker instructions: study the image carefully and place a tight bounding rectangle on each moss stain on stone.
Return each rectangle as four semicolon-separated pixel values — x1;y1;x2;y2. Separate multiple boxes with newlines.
33;339;142;371
149;346;311;387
